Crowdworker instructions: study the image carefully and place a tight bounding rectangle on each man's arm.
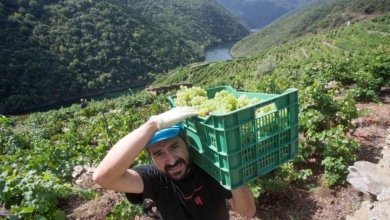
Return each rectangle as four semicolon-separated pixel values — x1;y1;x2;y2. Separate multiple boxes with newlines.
92;119;159;193
228;186;257;217
92;107;198;193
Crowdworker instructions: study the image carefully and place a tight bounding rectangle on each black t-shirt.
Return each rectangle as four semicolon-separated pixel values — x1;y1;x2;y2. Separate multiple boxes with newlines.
126;163;232;220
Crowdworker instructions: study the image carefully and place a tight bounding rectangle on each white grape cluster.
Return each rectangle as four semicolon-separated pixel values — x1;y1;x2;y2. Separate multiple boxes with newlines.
255;103;275;117
174;86;260;116
173;86;207;106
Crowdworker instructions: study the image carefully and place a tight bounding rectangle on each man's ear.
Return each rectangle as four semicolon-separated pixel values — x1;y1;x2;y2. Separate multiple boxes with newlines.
147;151;157;166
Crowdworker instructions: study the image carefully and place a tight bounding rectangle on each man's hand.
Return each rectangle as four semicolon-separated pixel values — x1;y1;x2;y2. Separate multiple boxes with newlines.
229;186;256;217
151;107;198;130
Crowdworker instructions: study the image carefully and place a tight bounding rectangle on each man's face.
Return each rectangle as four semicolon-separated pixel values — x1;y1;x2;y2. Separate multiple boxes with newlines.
147;136;191;181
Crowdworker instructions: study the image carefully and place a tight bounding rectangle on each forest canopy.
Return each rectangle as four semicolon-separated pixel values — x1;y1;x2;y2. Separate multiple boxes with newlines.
0;0;249;113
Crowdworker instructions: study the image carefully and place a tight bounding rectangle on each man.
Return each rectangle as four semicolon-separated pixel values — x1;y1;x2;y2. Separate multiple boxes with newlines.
93;107;256;219
80;98;88;109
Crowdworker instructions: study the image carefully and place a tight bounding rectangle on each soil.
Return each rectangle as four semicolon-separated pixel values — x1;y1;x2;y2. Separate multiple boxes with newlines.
59;91;390;220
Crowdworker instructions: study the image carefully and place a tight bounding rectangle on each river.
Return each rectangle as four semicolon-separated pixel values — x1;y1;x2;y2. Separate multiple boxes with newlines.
204;42;234;62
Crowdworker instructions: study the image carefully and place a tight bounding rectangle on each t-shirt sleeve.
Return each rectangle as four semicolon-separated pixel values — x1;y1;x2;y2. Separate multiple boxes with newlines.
125;165;159;205
126;192;143;205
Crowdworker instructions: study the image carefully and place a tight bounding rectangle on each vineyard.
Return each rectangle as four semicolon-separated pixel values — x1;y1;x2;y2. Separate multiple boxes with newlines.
1;9;390;220
154;12;390;97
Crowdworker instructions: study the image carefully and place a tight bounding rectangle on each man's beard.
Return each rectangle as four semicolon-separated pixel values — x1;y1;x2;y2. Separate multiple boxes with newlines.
164;158;191;180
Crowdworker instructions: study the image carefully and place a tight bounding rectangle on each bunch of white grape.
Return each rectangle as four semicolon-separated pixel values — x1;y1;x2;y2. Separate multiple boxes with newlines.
173;86;207;107
174;86;261;116
255;103;276;117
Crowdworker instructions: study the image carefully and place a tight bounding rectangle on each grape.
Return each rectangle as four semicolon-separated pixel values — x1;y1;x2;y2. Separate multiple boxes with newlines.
255;103;276;117
174;86;263;116
174;86;207;105
190;96;208;106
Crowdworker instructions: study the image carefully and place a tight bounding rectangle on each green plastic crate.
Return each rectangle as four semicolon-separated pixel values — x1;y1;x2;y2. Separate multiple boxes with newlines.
167;86;299;190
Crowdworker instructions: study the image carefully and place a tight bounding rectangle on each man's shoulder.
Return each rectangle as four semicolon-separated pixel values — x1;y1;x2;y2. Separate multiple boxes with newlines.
132;164;163;178
132;164;156;171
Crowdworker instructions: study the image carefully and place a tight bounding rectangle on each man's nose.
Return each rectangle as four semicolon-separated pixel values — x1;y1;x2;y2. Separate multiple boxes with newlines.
165;152;176;165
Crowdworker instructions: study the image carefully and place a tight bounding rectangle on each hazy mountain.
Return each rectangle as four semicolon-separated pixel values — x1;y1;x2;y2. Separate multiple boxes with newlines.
217;0;314;30
231;0;390;56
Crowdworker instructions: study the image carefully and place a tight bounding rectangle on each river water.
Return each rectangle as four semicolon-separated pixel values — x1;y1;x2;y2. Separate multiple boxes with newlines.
204;42;233;62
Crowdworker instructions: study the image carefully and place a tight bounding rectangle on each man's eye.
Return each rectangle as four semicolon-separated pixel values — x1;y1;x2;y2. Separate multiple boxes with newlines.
154;152;162;158
170;145;179;151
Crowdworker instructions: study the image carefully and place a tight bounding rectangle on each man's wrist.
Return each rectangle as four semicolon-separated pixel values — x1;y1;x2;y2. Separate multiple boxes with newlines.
149;116;162;131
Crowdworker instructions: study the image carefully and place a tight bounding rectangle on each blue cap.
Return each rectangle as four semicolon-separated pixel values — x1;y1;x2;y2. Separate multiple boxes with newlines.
145;124;183;149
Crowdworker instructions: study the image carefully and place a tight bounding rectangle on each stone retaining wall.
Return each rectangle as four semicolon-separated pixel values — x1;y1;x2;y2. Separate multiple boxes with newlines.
346;128;390;220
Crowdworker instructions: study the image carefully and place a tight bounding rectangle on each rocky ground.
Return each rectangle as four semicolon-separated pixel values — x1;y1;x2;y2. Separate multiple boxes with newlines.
61;91;389;220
